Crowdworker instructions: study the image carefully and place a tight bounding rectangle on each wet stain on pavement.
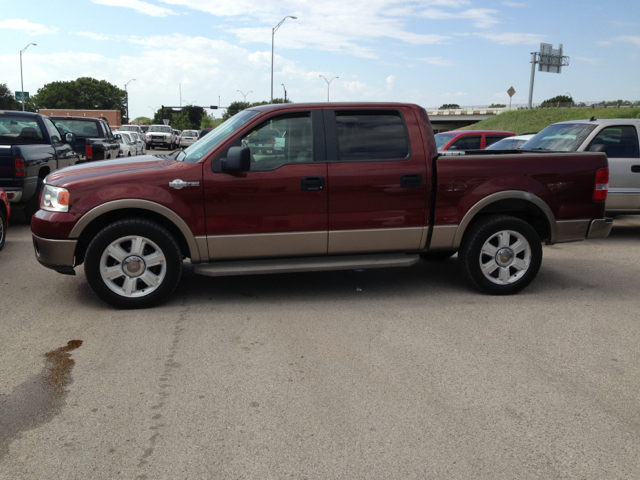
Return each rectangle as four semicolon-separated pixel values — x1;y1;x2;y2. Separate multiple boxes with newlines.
0;340;83;459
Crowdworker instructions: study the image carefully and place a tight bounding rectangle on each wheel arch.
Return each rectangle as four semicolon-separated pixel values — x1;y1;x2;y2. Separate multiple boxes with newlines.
452;191;556;249
70;200;203;265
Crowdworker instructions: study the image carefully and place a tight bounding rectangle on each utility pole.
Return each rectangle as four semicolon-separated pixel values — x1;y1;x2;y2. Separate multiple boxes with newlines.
20;43;37;111
124;79;136;123
319;75;338;102
271;16;297;103
281;84;287;102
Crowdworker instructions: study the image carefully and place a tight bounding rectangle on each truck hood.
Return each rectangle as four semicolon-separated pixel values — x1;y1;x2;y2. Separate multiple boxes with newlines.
45;155;176;187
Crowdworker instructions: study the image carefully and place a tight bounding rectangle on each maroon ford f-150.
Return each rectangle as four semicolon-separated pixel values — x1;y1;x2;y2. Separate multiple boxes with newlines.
31;103;612;308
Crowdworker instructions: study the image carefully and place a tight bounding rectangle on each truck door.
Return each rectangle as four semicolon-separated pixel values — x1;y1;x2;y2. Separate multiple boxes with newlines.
324;107;428;254
587;125;640;211
202;110;328;260
42;117;77;169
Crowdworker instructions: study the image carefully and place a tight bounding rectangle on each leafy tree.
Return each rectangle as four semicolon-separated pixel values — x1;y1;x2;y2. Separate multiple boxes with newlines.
542;95;573;105
181;105;205;129
439;103;460;109
132;116;152;125
221;98;292;121
34;77;127;119
0;84;22;110
200;113;216;129
488;103;506;108
171;110;192;131
152;107;180;125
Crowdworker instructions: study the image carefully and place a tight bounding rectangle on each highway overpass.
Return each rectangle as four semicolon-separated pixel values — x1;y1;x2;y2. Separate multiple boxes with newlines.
426;107;509;132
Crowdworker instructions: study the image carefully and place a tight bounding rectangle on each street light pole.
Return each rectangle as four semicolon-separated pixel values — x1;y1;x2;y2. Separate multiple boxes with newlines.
319;75;338;102
271;15;297;104
20;43;37;111
281;84;287;102
124;79;136;124
237;90;253;102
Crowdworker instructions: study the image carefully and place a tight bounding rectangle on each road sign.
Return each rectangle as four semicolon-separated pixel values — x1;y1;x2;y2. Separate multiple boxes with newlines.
162;119;170;125
15;91;29;101
507;87;516;97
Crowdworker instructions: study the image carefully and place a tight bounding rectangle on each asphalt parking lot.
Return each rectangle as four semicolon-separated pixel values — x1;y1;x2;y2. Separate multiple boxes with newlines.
1;210;640;479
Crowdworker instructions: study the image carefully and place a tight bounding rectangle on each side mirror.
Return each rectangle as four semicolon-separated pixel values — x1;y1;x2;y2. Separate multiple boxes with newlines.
221;146;251;173
589;144;607;153
65;132;76;143
114;134;121;139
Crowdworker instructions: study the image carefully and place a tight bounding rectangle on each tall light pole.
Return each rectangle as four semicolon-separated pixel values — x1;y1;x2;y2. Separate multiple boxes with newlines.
281;83;287;102
124;79;136;123
20;43;37;111
271;15;296;103
237;90;252;102
319;75;338;102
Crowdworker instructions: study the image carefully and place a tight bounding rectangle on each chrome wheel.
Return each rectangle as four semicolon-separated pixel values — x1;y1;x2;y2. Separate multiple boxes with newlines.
99;235;167;298
479;229;531;285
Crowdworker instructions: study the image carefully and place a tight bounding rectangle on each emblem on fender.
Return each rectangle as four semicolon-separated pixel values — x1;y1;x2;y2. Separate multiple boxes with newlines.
169;179;200;189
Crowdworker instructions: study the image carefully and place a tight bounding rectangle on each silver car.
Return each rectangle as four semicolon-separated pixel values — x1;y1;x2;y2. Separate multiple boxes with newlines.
179;130;200;148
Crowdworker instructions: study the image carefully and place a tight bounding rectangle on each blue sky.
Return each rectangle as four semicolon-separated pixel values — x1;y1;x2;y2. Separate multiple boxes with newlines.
1;0;639;120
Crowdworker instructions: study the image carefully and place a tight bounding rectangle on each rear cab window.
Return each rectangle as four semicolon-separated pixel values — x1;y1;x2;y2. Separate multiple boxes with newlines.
334;111;410;161
450;135;481;150
52;119;99;138
0;116;45;143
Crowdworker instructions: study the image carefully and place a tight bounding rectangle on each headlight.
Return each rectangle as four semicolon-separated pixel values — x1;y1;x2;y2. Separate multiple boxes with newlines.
41;185;70;212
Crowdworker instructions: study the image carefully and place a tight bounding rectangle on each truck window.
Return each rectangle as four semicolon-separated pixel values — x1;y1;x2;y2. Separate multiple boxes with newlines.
588;126;639;158
485;135;511;147
335;112;409;161
0;116;44;142
43;118;62;144
450;135;481;150
52;119;99;137
241;114;312;171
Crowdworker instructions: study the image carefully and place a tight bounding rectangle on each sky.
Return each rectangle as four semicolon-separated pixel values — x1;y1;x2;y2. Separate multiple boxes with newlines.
1;0;639;120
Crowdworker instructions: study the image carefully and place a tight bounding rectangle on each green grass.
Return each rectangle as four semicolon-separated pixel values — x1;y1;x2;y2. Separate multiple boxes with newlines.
458;107;640;134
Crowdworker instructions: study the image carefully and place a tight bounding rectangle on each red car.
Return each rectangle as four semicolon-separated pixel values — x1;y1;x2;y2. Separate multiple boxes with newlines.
435;130;515;152
0;188;10;251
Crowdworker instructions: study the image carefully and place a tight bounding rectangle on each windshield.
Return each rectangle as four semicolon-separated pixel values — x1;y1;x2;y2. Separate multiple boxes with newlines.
176;110;261;163
434;133;456;150
520;124;597;152
149;126;172;133
485;137;528;150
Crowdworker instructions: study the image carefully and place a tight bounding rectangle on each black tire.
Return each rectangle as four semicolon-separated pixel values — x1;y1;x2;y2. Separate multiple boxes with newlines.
459;215;542;295
84;218;183;309
420;250;456;261
128;152;131;157
0;208;6;251
23;178;43;219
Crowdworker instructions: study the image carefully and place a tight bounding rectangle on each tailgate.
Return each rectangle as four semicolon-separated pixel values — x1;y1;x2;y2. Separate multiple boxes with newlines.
0;146;13;187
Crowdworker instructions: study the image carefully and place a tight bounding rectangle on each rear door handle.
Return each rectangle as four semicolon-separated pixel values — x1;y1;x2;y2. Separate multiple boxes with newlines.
301;176;325;191
632;165;640;173
401;173;423;189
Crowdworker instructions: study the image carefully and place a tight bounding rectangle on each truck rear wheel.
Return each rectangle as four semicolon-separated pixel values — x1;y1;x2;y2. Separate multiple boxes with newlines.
459;215;542;295
84;219;183;308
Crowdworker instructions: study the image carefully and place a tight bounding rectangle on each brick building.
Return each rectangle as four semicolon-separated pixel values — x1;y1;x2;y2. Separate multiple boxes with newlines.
38;109;122;130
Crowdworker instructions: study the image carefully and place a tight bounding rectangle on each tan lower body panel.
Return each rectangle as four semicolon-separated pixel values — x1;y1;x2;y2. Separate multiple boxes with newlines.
428;224;458;250
207;231;327;260
555;219;590;243
328;227;423;254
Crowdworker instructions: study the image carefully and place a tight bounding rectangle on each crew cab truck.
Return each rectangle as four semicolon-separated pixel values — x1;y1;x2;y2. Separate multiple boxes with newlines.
49;116;119;162
31;103;612;309
520;119;640;215
0;111;79;217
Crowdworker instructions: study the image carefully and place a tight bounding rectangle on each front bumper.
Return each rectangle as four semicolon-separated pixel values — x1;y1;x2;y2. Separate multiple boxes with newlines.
32;233;77;275
3;188;23;203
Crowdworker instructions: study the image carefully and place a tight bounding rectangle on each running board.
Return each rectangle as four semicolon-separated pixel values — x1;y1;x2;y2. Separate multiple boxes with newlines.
193;254;420;277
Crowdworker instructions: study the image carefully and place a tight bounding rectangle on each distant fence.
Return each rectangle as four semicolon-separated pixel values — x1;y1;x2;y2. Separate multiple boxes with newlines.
425;101;640;111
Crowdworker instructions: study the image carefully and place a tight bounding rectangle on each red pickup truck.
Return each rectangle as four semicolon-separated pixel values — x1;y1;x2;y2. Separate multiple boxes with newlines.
31;103;612;308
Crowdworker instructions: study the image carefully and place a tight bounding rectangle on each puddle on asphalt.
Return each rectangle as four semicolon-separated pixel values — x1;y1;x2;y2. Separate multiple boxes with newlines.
0;340;83;459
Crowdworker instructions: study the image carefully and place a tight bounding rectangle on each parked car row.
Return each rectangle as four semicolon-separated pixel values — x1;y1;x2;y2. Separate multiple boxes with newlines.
112;129;146;157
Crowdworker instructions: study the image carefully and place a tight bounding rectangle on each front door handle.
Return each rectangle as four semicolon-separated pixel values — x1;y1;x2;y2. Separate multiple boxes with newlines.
301;176;325;192
401;173;423;188
632;165;640;173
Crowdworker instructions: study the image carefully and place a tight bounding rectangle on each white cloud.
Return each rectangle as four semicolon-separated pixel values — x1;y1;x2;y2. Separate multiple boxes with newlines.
502;1;526;7
0;19;58;35
420;8;499;28
91;0;175;17
74;32;111;41
386;75;395;91
574;56;602;65
617;36;640;48
419;57;455;66
473;32;544;45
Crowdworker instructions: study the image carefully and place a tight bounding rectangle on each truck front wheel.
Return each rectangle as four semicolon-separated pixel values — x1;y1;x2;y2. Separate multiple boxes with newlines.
84;219;183;308
459;215;542;295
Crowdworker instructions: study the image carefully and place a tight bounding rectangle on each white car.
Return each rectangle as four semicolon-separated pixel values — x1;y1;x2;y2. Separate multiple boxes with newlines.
129;132;146;155
115;133;136;157
484;134;536;150
117;131;140;155
179;130;199;148
119;125;145;136
146;125;175;149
